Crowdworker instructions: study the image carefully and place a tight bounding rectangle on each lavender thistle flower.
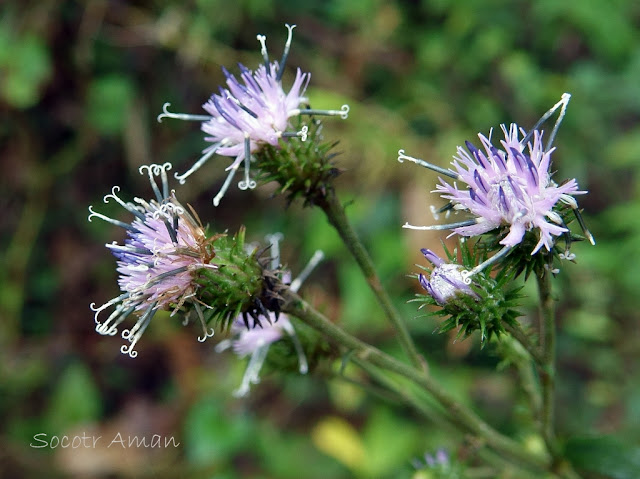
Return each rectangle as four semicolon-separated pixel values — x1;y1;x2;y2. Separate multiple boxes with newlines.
88;163;218;357
419;249;478;305
216;234;324;397
157;24;349;206
401;94;594;279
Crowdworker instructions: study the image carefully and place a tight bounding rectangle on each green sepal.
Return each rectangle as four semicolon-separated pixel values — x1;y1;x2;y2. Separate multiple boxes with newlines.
255;118;342;207
193;226;265;331
473;202;585;280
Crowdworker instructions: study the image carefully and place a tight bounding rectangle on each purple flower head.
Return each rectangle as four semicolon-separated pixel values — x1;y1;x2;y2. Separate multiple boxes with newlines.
228;312;291;358
89;163;218;357
435;124;585;254
216;235;324;397
419;249;478;306
157;24;349;206
401;94;594;267
201;62;310;169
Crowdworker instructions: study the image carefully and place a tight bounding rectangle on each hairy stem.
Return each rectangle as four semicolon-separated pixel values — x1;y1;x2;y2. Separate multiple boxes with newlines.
350;356;456;433
505;322;545;366
536;267;559;459
283;289;549;471
317;190;423;369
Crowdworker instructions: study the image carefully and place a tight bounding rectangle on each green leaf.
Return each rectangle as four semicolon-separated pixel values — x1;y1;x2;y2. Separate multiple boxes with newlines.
565;436;640;479
86;75;135;135
182;397;251;466
45;362;101;432
0;33;52;108
360;406;419;477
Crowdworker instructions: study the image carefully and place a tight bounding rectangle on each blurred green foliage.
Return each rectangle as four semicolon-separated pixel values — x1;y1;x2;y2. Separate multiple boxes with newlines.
1;0;639;478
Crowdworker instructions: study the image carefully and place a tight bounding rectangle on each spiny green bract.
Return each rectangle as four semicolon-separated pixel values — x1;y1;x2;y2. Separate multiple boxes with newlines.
193;226;267;331
256;118;342;206
475;203;588;280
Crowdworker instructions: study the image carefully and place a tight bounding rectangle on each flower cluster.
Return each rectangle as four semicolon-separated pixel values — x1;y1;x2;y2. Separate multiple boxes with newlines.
403;94;593;317
89;24;349;359
158;24;349;206
402;94;593;261
89;163;272;357
216;234;324;397
434;124;584;254
89;163;218;357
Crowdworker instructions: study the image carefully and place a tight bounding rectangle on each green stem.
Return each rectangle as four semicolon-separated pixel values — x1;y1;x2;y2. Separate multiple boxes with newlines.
317;190;423;369
505;322;545;366
283;289;549;471
536;268;559;459
351;356;457;433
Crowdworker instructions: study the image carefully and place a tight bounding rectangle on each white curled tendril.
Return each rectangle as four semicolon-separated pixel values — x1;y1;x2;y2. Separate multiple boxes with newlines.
157;102;212;123
103;186;122;204
195;303;214;342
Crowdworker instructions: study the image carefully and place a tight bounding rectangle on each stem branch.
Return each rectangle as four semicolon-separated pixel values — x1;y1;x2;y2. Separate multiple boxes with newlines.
505;322;545;366
317;190;423;369
283;289;549;471
537;268;559;458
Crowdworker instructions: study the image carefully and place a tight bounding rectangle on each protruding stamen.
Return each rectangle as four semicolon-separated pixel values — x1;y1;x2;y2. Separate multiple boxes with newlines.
105;241;152;256
233;344;269;397
172;211;180;239
461;245;513;284
194;303;215;342
546;93;571;151
213;163;240;207
544;263;561;275
157;162;172;199
523;93;571;150
290;250;324;293
281;125;308;141
88;206;137;231
276;24;296;82
174;145;219;185
546;210;563;225
103;186;147;221
121;304;150;340
157;102;212;123
282;319;308;374
215;339;233;353
294;104;350;120
397;149;460;180
430;203;454;221
140;265;190;290
559;251;576;261
402;218;480;231
226;93;258;118
265;232;284;270
120;305;157;358
139;164;164;203
256;34;269;69
572;206;596;245
238;135;257;190
97;305;135;336
559;193;578;209
90;292;131;321
209;93;239;128
163;217;179;245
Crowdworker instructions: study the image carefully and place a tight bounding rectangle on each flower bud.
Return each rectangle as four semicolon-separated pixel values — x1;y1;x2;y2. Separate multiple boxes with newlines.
419;249;478;306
